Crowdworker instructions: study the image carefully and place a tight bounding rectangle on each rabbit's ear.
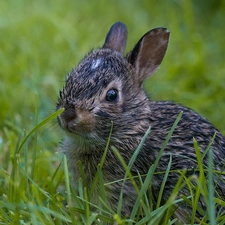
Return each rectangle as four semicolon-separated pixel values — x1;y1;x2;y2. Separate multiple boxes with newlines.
127;28;169;84
103;22;128;54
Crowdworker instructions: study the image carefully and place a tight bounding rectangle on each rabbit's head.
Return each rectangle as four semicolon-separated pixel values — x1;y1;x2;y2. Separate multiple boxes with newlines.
57;22;170;149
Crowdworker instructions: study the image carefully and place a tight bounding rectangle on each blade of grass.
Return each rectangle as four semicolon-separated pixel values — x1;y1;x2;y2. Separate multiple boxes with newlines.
156;155;172;208
130;165;154;221
78;160;88;190
201;132;216;160
208;148;216;225
152;111;183;173
162;170;188;223
17;108;64;154
97;164;107;210
138;112;183;218
89;121;113;197
89;212;98;225
31;92;39;179
113;111;183;219
114;126;152;216
137;171;151;209
19;163;52;201
9;131;23;202
192;138;208;222
132;111;183;219
112;147;140;195
128;126;151;169
63;155;76;224
84;187;90;225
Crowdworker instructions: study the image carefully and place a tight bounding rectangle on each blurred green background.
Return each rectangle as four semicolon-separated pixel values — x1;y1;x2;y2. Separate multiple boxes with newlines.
1;0;225;148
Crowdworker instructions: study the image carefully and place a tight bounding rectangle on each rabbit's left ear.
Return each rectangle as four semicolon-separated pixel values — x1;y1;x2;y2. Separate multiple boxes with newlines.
103;22;128;54
127;28;170;84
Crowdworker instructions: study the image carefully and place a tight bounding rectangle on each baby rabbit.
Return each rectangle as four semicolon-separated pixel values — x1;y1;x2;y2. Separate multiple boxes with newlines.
57;22;225;222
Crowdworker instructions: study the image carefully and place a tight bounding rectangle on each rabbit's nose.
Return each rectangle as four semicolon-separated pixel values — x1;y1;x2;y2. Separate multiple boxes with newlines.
62;108;77;124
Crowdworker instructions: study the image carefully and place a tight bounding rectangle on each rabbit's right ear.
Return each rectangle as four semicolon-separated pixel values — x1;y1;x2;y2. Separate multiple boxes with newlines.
127;28;170;85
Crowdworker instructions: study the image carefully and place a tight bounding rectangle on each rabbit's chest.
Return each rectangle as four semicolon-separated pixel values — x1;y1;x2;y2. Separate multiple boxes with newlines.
62;136;101;182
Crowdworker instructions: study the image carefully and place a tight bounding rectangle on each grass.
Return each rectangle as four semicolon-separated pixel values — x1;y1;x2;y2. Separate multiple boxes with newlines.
1;110;225;224
1;0;225;224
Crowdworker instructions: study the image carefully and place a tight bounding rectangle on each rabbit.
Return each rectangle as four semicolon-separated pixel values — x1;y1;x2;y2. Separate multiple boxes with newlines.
56;22;225;223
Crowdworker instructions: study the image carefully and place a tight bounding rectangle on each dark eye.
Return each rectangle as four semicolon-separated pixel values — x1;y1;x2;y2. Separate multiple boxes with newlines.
106;89;118;102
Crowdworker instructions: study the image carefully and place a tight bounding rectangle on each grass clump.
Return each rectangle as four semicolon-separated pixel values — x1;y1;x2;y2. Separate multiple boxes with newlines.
1;101;225;224
1;103;225;224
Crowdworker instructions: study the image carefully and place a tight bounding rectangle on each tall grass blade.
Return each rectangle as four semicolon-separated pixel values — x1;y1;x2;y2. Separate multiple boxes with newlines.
114;112;183;220
208;148;216;225
31;92;39;179
156;155;172;208
17;108;64;154
116;126;152;217
63;155;76;224
192;138;208;222
130;166;154;220
89;121;113;197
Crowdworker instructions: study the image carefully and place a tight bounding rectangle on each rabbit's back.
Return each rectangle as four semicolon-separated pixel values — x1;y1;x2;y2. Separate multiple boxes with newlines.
140;101;225;197
148;101;225;156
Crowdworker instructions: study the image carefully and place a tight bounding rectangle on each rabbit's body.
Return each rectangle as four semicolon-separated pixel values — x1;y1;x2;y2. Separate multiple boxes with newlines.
57;22;225;222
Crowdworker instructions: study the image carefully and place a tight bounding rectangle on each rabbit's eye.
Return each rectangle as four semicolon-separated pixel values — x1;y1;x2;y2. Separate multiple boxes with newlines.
106;89;118;102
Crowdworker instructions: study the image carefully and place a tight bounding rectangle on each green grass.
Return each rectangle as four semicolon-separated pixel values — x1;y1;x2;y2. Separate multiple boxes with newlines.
1;0;225;224
1;110;225;224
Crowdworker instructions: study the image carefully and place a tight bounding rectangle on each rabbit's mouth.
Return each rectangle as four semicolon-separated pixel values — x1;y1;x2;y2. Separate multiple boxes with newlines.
58;107;96;135
66;118;95;135
63;130;106;153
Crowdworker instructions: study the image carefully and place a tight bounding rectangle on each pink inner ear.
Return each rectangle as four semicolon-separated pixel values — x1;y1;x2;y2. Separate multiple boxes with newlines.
128;28;169;81
139;31;169;69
